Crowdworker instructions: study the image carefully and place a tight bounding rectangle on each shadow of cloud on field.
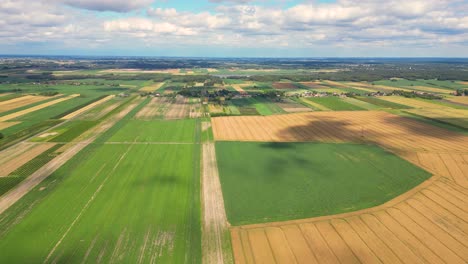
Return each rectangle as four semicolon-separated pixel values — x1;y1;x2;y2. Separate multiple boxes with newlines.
275;117;364;143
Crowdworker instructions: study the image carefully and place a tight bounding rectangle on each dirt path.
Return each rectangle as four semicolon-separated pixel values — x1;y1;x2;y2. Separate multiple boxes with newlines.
201;143;233;264
0;99;141;215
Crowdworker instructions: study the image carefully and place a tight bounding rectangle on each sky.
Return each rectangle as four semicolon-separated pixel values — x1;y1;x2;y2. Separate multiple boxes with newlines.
0;0;467;57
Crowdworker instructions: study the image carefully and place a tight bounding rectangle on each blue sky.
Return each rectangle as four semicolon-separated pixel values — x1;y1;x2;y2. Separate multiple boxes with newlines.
0;0;467;57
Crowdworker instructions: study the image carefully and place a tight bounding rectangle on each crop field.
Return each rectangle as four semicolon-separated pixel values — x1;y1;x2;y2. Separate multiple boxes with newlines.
216;111;468;264
0;143;201;263
61;95;115;120
0;95;49;113
341;97;380;110
272;82;298;89
379;96;450;109
1;59;467;264
274;99;312;113
139;81;165;92
304;97;366;111
298;82;329;89
355;96;412;109
447;96;468;105
108;119;198;143
404;108;468;129
216;141;430;225
212;111;468;152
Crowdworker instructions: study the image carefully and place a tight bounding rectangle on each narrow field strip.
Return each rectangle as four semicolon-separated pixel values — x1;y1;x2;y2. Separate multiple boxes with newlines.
0;95;49;113
0;143;56;177
0;121;19;130
139;82;165;92
202;143;232;264
379;96;447;109
60;95;115;120
0;94;80;122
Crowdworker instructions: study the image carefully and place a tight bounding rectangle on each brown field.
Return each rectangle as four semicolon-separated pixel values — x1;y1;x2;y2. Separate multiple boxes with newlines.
61;95;115;120
0;121;20;130
0;94;80;122
189;98;202;118
202;143;232;264
165;96;190;120
273;82;297;89
212;111;468;152
135;97;169;119
299;82;329;89
0;95;49;113
275;99;312;113
215;111;468;263
459;81;468;85
0;143;56;177
139;82;165;92
379;96;447;109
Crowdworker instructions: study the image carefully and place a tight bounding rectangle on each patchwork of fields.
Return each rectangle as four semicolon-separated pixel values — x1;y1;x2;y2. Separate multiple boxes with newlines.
0;75;467;264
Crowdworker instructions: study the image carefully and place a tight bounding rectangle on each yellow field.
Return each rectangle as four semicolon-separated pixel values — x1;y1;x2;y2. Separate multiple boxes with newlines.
0;95;49;113
299;98;331;111
139;82;165;92
405;108;468;129
61;95;115;120
0;121;20;130
0;94;80;122
410;86;454;94
230;82;253;93
379;96;446;108
213;111;468;263
446;96;468;105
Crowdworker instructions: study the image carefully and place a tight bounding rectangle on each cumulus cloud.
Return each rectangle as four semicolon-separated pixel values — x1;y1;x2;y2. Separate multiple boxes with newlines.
0;0;467;55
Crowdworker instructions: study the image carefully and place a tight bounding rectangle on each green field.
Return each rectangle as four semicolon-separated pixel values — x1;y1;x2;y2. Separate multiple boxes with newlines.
355;96;412;109
108;119;198;142
216;142;431;225
0;143;201;263
305;97;366;111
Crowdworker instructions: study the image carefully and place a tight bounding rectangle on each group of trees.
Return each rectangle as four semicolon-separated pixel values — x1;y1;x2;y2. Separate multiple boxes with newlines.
455;89;468;96
392;90;443;100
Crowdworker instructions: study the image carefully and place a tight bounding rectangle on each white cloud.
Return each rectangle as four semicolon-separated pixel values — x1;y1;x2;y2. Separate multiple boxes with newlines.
0;0;467;55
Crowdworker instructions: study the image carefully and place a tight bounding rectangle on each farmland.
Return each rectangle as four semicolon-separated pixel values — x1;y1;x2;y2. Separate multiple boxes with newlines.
216;141;430;225
0;57;467;264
